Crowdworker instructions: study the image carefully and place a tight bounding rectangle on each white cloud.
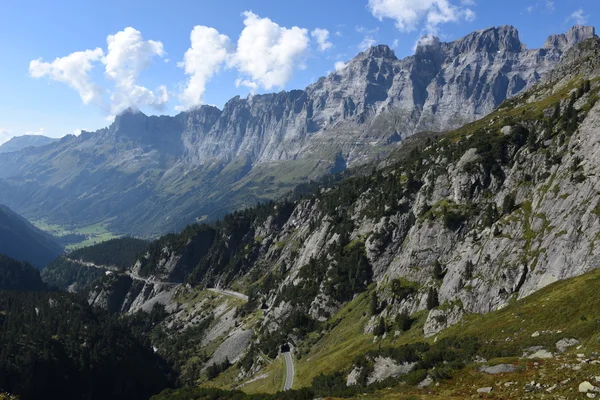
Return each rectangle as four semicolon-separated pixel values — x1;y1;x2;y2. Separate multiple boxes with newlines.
24;128;45;136
525;1;555;14
104;27;168;114
334;61;347;71
232;11;310;91
414;34;441;51
29;27;167;115
356;26;379;34
29;48;104;105
31;14;314;112
392;39;400;48
358;36;377;50
177;25;231;110
569;9;588;25
367;0;476;33
335;31;342;37
311;28;333;51
0;129;12;145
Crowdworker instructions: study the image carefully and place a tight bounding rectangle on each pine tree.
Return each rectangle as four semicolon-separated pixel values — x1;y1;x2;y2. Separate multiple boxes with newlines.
427;288;439;310
502;192;516;215
432;260;445;280
370;292;379;315
396;311;413;332
464;260;474;280
374;317;386;336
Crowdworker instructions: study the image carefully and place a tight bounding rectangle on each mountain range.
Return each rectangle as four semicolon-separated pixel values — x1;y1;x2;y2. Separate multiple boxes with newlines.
0;25;595;238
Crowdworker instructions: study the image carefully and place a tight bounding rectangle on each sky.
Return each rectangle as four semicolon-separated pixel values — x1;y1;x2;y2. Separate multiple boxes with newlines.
0;0;598;144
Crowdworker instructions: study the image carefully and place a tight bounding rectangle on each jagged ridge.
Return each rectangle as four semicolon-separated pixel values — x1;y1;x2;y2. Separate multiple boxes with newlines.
0;26;595;238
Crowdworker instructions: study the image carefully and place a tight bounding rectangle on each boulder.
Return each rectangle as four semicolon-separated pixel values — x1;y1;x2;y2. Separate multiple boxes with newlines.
580;381;597;393
479;364;517;374
556;338;580;353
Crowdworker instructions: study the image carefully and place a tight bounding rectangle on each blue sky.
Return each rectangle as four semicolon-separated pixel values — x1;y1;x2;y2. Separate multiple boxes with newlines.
0;0;597;143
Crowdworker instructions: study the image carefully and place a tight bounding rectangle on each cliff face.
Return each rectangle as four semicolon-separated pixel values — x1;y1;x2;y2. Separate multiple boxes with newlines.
0;26;595;237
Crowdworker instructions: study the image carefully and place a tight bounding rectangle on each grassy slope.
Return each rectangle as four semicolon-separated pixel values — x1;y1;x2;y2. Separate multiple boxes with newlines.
241;356;286;394
230;266;600;399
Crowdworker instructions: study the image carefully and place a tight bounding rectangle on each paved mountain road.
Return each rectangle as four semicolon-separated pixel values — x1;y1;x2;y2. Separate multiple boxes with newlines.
207;288;249;302
66;258;179;286
283;351;294;391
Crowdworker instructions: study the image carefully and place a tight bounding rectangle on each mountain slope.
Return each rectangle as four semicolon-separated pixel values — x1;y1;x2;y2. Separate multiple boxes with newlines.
0;26;593;237
41;237;149;293
151;265;600;399
0;205;63;268
0;135;58;154
0;254;45;291
0;290;173;400
77;36;600;395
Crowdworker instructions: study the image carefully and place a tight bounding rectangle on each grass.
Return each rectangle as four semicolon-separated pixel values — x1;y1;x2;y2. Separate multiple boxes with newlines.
292;290;428;389
362;267;600;399
31;219;120;250
241;355;286;394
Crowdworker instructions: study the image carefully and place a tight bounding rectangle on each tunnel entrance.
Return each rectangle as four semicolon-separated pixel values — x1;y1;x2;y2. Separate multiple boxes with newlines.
281;343;290;353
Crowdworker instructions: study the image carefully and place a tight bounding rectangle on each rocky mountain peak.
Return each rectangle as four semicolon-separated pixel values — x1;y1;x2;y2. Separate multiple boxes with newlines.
544;25;596;51
359;44;398;60
110;109;149;140
450;25;524;54
112;108;147;127
415;35;442;53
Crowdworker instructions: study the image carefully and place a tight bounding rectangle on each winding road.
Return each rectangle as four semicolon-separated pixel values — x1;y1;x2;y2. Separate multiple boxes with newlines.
283;351;294;391
66;258;120;272
66;258;179;286
207;288;249;302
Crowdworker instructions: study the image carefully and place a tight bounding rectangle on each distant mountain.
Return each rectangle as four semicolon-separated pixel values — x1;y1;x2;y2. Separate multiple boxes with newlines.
0;25;595;237
0;205;63;268
0;134;58;153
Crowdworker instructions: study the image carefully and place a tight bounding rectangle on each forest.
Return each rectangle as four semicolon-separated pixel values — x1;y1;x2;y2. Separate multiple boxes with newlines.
0;254;173;400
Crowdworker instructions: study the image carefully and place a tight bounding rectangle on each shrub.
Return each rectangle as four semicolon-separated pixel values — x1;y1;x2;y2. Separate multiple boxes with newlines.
443;210;466;231
502;192;516;215
432;260;445;280
374;317;387;336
